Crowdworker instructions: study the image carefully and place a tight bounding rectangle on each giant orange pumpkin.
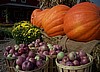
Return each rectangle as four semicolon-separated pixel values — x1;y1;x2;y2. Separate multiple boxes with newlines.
64;2;100;42
31;9;41;25
42;5;70;37
31;9;49;28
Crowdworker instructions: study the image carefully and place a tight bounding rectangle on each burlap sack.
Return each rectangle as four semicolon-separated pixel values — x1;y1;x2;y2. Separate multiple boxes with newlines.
42;32;100;54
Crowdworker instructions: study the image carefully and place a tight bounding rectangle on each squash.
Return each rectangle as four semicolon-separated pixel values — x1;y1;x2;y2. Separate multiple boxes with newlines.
31;9;41;25
64;2;100;42
42;5;70;37
31;9;49;28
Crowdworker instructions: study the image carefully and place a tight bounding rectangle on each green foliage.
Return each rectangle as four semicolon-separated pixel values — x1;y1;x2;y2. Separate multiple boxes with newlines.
0;27;13;40
12;21;42;44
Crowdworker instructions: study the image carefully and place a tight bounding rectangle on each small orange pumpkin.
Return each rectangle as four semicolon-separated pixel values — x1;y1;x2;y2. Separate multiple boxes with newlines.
31;9;49;28
42;5;70;37
64;2;100;42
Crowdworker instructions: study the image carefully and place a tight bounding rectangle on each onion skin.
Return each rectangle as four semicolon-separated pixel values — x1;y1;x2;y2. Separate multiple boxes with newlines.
78;50;87;57
58;51;90;66
62;56;69;63
80;57;89;65
57;52;65;60
73;60;80;66
68;52;77;61
66;61;74;66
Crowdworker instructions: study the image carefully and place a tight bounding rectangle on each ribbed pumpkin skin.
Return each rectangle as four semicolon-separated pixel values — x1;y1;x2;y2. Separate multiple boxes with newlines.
31;9;41;25
64;2;100;42
42;5;70;37
31;9;49;28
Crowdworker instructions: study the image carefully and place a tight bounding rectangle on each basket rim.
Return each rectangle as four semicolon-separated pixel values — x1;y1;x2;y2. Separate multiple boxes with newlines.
55;53;93;70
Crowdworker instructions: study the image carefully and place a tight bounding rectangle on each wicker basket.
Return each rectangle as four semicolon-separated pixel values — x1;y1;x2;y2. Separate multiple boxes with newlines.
47;55;58;72
5;58;16;72
56;53;93;72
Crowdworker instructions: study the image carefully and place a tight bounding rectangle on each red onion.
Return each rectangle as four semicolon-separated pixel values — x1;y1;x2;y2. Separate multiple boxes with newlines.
49;50;57;55
68;52;77;61
73;60;80;66
39;44;48;51
62;56;69;63
6;46;12;51
57;52;64;60
80;58;89;65
59;61;66;65
43;51;49;55
35;39;41;44
66;61;74;66
4;51;8;57
53;45;62;51
78;50;87;57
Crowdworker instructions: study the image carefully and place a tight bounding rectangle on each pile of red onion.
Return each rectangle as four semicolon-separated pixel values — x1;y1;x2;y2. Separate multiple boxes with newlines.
57;51;90;66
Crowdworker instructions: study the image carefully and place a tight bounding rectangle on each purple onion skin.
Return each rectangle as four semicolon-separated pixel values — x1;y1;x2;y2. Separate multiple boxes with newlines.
32;41;35;45
73;60;80;66
6;46;12;51
39;42;44;46
35;42;39;47
16;56;26;66
78;50;87;57
28;51;35;58
36;60;43;67
12;53;17;58
80;58;89;65
53;45;62;51
59;61;66;65
29;57;36;65
26;57;30;61
14;52;19;56
23;47;29;53
22;61;34;71
39;54;46;60
80;56;89;60
62;56;69;63
9;48;15;54
39;44;48;52
19;44;27;48
28;43;33;47
66;61;74;66
43;51;49;56
49;50;57;55
68;52;77;61
56;50;61;54
35;39;41;44
21;54;28;59
18;48;25;54
4;51;9;57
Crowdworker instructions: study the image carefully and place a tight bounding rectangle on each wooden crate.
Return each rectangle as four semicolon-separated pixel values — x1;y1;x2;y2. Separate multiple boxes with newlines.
5;58;16;72
56;54;93;72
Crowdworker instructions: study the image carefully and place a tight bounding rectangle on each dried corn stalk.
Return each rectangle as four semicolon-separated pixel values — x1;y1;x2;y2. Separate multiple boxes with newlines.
38;0;91;9
38;0;77;9
91;43;100;72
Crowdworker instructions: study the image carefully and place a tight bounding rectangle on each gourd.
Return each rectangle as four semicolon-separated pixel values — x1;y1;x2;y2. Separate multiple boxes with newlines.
64;2;100;42
42;5;70;37
31;9;41;25
31;9;49;28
